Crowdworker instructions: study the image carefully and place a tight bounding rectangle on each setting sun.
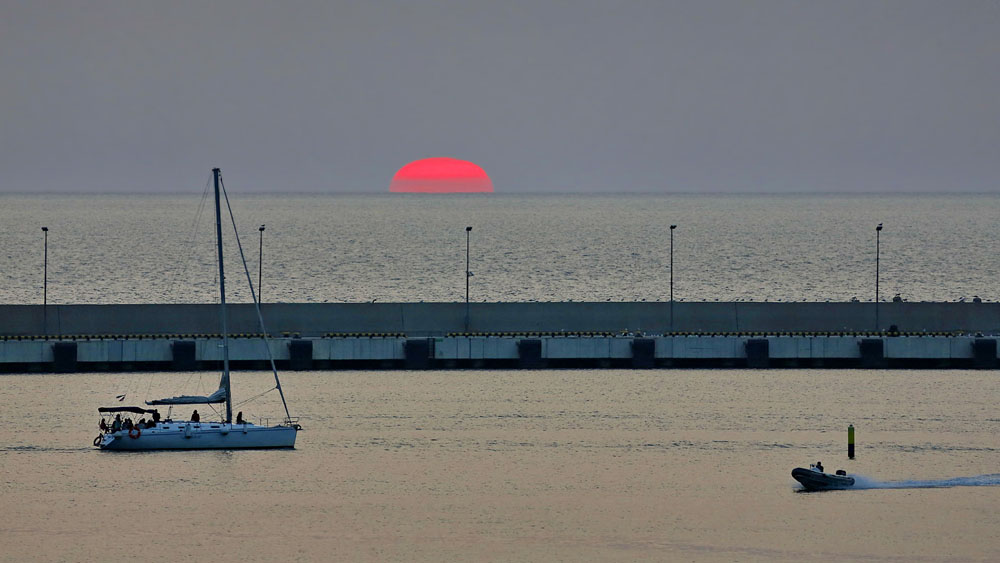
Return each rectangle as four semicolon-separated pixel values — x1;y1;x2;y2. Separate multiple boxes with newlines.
390;157;493;193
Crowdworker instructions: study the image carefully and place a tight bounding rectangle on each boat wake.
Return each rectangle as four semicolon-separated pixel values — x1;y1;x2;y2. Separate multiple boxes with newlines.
850;473;1000;490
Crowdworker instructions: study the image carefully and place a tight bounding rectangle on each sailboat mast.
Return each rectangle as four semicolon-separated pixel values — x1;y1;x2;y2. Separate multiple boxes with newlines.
213;168;233;423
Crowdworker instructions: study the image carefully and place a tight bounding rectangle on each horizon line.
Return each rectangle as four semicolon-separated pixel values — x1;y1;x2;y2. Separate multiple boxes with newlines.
2;189;999;196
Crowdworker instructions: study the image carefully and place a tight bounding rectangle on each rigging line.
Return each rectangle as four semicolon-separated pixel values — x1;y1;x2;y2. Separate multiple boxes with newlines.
181;175;213;293
143;370;155;402
218;173;293;422
232;386;278;408
188;175;211;245
168;369;196;400
171;369;196;399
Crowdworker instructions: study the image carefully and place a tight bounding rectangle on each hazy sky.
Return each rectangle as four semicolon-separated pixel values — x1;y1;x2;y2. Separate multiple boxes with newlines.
1;1;997;193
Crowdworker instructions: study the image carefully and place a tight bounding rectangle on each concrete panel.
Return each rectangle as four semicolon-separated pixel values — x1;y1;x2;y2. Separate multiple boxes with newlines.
809;337;860;359
766;337;815;359
768;338;797;359
655;338;672;358
546;338;613;359
468;337;485;359
608;338;633;358
227;339;274;361
434;338;459;359
673;337;742;359
135;341;172;362
77;341;110;362
885;337;952;359
196;338;288;361
482;338;518;359
327;338;404;361
0;341;50;362
433;337;514;360
949;338;975;359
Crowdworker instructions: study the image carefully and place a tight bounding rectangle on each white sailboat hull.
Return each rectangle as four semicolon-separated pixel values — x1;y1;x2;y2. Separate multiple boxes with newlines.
98;423;297;450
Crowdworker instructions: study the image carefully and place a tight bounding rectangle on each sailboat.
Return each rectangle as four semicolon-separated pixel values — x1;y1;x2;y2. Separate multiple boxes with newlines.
94;168;300;450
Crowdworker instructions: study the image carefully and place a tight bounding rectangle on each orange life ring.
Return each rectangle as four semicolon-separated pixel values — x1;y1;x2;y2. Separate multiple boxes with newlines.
128;427;141;439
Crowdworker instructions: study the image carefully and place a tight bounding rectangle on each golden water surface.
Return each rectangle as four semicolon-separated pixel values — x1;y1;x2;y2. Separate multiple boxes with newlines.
1;369;998;561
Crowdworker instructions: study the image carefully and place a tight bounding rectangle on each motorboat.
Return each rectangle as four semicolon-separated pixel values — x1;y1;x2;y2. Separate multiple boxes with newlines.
792;465;855;491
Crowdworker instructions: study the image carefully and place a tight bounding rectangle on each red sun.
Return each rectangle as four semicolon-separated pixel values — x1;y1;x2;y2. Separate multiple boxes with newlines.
390;157;494;193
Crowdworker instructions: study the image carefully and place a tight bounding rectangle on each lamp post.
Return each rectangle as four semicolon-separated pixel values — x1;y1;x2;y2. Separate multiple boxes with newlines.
465;226;472;332
42;226;49;336
875;223;883;331
41;227;49;306
258;224;265;303
669;224;677;332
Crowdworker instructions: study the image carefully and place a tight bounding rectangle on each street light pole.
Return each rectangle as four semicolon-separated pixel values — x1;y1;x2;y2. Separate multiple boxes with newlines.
465;226;472;332
669;224;677;332
258;224;265;303
875;223;883;331
42;226;49;306
42;226;49;335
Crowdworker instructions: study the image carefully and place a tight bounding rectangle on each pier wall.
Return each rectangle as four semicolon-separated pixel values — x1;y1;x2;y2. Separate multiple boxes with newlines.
1;301;998;337
1;335;996;372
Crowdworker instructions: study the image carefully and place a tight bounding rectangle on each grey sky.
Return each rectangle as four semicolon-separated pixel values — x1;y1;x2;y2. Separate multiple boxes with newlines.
1;1;997;193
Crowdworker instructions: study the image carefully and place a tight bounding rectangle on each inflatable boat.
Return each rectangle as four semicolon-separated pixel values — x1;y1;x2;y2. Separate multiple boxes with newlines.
792;466;855;491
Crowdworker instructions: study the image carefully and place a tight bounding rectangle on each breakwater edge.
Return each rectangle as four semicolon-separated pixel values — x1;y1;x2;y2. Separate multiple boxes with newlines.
3;301;997;371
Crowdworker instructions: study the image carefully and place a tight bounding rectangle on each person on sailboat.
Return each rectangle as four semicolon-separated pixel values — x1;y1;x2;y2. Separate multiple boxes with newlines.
236;411;245;425
99;418;109;433
815;461;824;473
112;415;122;432
151;410;161;424
191;410;200;422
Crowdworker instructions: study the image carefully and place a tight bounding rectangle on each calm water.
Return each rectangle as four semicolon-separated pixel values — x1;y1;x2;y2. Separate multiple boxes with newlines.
1;369;998;561
1;193;998;305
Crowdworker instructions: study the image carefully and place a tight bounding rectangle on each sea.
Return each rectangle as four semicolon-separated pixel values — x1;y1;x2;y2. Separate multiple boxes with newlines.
1;193;999;304
1;193;999;561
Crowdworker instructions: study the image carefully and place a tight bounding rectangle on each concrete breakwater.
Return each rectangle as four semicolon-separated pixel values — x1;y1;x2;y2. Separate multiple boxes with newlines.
1;302;997;372
3;301;999;337
1;334;997;372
